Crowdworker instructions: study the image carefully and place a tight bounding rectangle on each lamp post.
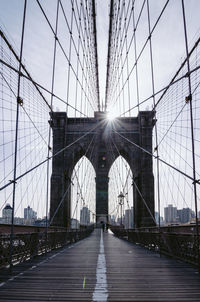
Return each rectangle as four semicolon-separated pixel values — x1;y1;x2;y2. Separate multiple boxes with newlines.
118;191;124;226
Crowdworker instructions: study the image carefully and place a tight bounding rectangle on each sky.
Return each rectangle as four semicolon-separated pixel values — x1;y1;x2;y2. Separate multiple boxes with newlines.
1;0;200;105
0;0;200;222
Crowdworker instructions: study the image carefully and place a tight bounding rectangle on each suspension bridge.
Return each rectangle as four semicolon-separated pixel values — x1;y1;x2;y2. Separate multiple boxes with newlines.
0;0;200;301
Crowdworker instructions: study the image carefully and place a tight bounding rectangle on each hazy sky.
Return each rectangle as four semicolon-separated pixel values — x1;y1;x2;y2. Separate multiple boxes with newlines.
1;0;200;110
0;0;200;221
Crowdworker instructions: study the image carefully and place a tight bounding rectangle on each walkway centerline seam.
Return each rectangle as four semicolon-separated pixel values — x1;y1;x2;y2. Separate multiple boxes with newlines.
92;230;108;302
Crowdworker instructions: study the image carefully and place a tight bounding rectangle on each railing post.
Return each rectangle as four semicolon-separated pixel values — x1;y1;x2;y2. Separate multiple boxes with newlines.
29;233;39;259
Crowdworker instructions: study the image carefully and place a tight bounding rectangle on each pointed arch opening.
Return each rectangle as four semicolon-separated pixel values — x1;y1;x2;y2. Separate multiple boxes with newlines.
108;156;134;228
71;156;96;228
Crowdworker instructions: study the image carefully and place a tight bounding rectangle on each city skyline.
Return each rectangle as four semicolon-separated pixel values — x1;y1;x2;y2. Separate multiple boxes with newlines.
0;0;200;224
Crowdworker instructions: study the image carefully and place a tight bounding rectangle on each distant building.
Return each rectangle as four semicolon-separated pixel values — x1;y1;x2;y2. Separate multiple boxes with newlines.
34;217;48;227
124;210;130;229
109;215;116;225
164;204;177;224
24;206;37;225
116;217;121;225
124;207;134;229
0;204;25;225
2;204;12;224
177;208;192;224
108;215;115;225
24;206;37;220
155;212;164;225
14;217;25;225
191;210;195;219
0;204;40;226
80;207;90;225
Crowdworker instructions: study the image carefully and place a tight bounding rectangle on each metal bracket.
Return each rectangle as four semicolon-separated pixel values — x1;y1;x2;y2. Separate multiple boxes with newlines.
192;179;200;185
17;96;23;106
9;179;17;184
185;94;192;103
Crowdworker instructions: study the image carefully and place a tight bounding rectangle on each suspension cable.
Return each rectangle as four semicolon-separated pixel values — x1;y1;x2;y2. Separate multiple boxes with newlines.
0;120;104;191
9;0;27;270
181;0;199;271
113;129;197;182
50;134;96;226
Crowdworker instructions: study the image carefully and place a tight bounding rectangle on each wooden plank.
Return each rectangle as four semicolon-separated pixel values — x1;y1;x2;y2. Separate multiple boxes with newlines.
104;231;200;301
0;229;200;301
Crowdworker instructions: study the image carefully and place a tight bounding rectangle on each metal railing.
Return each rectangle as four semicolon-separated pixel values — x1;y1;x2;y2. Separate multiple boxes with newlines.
0;225;94;269
110;225;200;268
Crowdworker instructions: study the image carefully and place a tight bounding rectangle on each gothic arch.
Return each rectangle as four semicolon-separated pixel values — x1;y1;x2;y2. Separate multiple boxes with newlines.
50;111;155;228
71;156;96;225
108;155;133;225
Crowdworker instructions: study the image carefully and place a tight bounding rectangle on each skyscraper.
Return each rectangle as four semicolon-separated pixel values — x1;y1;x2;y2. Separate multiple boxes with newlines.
80;206;90;225
164;204;177;224
2;204;12;224
24;206;37;222
124;207;134;229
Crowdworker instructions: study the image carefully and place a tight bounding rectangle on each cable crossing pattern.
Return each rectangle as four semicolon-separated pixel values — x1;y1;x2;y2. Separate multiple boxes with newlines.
0;0;200;270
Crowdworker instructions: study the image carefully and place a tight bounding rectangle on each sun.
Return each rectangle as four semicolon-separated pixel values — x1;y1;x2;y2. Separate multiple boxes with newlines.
106;111;118;121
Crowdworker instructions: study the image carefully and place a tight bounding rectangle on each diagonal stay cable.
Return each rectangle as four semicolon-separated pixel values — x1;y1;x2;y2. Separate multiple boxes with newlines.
109;133;156;224
70;150;95;219
72;136;96;213
153;35;200;111
0;29;51;111
132;177;156;225
59;0;98;111
0;71;49;148
105;0;146;108
107;0;169;110
49;133;96;226
110;136;132;193
0;57;87;117
113;129;197;183
36;0;96;112
155;74;200;150
0;120;104;191
108;138;131;206
120;63;200;117
9;0;27;270
72;160;96;220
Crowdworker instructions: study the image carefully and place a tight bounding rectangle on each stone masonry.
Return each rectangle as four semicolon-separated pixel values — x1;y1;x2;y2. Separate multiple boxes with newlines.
49;111;156;228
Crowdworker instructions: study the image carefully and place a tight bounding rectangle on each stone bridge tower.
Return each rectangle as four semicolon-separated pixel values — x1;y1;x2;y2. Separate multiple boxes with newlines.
49;111;156;228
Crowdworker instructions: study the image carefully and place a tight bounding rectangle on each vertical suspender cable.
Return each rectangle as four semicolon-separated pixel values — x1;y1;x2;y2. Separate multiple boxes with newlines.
45;0;60;251
74;3;81;118
146;0;161;249
80;1;84;116
105;0;114;111
66;0;74;115
132;0;140;113
121;0;126;116
92;0;100;111
124;2;131;117
181;0;199;272
9;0;27;270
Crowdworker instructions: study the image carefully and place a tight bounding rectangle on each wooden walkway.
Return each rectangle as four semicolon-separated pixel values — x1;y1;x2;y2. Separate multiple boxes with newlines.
0;229;200;301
